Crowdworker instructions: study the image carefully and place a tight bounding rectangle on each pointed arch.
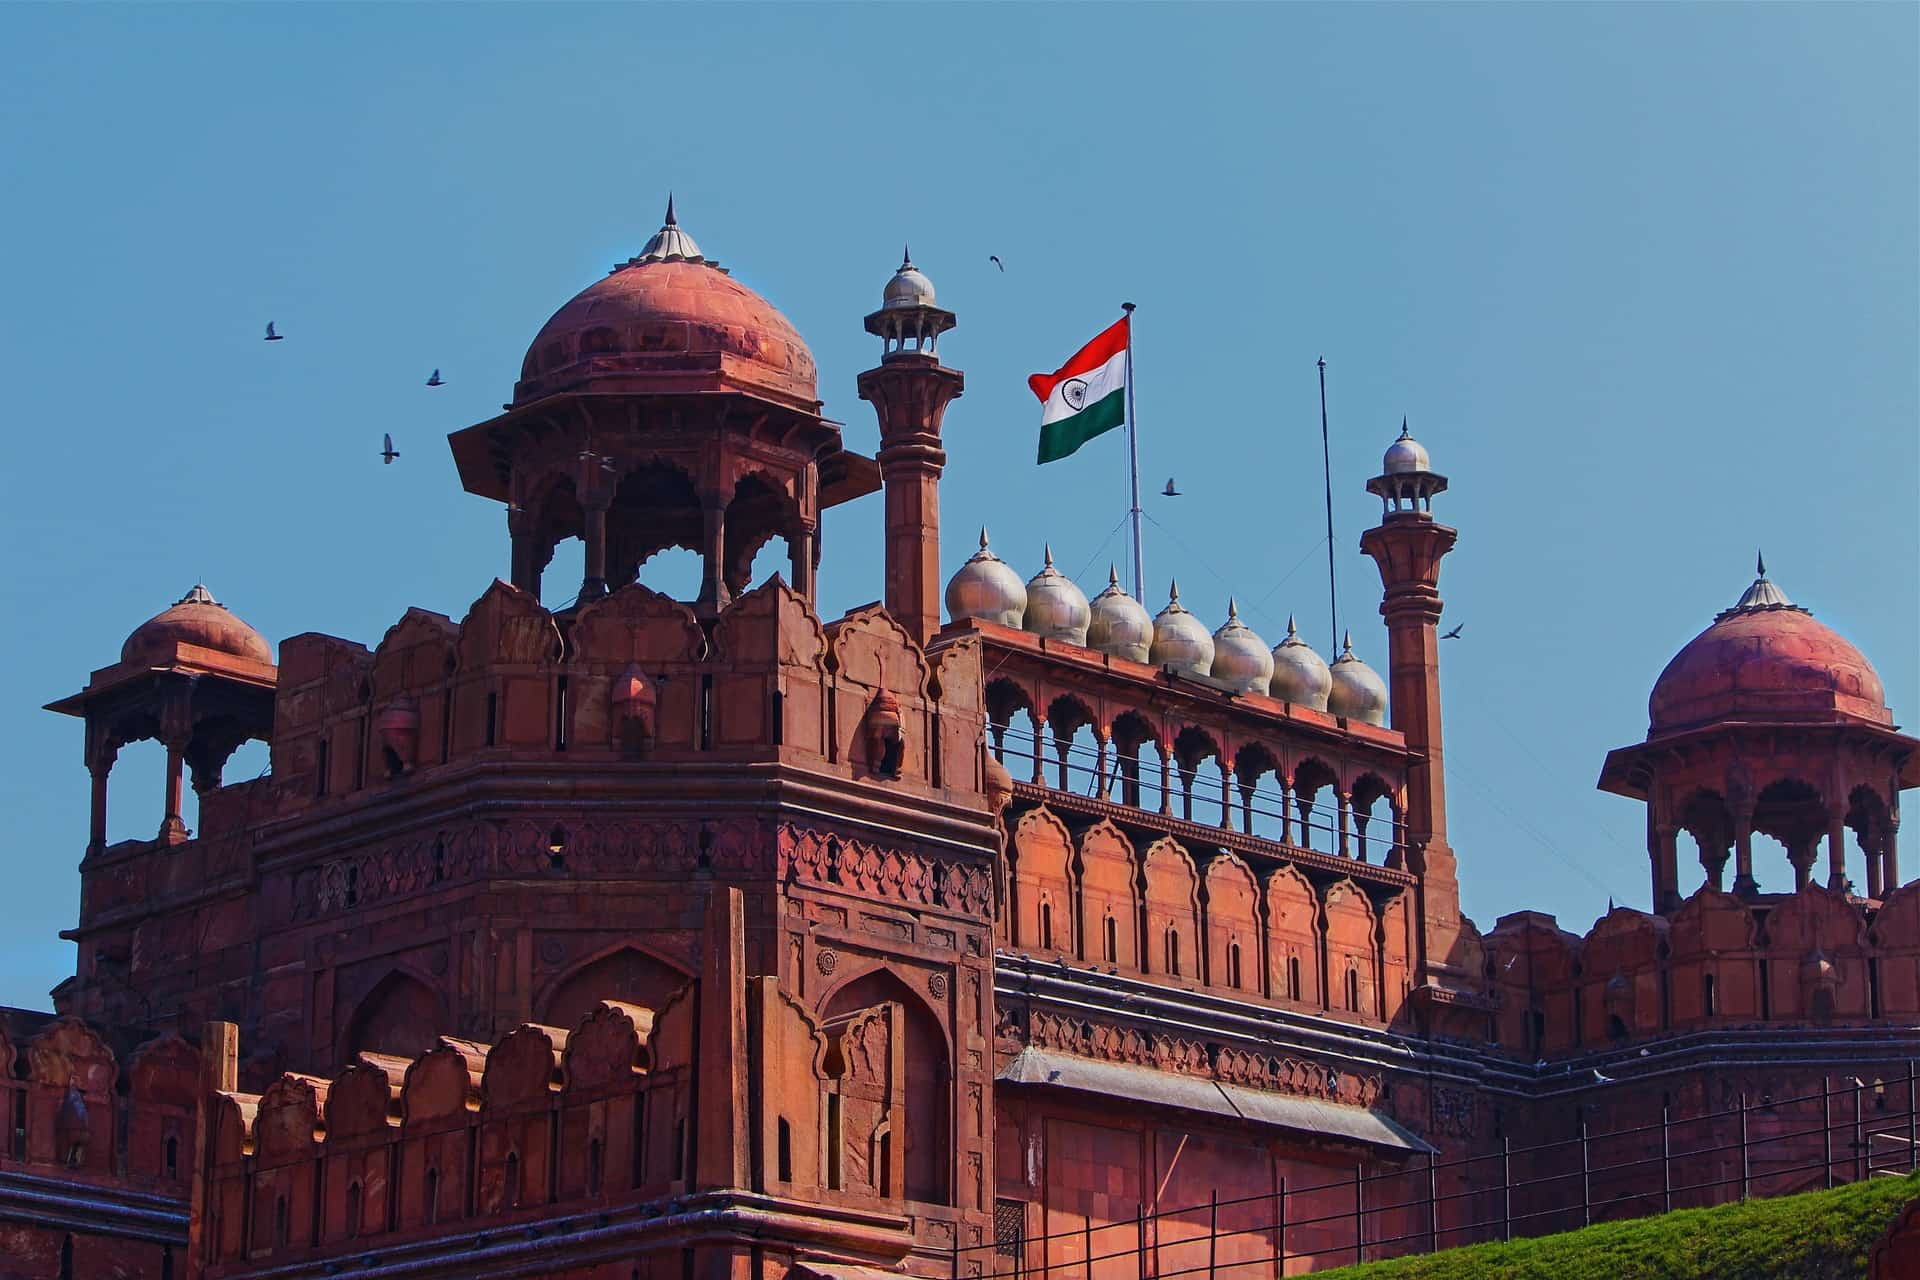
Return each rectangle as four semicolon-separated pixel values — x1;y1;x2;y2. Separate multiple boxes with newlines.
342;970;445;1063
820;967;951;1205
537;944;694;1033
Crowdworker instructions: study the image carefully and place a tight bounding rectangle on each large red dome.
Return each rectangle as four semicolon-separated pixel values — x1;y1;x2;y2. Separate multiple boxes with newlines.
121;585;272;669
1648;573;1888;732
512;211;816;411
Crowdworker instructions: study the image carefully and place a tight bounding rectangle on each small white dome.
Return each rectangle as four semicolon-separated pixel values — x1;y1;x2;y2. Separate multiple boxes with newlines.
1327;632;1389;725
883;248;937;310
1023;545;1091;644
1209;600;1273;694
1087;567;1154;662
1149;581;1215;677
1382;418;1431;475
945;528;1027;627
1268;616;1332;711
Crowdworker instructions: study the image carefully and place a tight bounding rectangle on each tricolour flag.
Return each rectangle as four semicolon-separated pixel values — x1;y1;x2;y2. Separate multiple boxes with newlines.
1028;316;1129;464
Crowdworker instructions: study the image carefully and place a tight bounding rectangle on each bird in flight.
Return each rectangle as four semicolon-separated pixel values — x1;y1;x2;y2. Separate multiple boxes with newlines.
989;255;1004;272
1162;478;1181;497
380;434;400;465
264;322;283;341
1441;624;1463;639
426;369;444;387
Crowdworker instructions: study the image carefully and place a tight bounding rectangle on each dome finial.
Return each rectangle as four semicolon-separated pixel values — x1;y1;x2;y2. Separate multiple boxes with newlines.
1227;597;1240;622
1286;614;1298;639
1341;629;1354;656
978;526;990;551
664;192;677;226
1168;579;1181;606
1109;564;1121;589
1043;543;1055;569
1399;416;1411;439
902;243;913;269
1757;549;1767;578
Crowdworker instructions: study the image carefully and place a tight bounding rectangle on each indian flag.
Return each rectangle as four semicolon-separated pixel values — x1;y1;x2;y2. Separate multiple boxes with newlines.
1029;316;1129;464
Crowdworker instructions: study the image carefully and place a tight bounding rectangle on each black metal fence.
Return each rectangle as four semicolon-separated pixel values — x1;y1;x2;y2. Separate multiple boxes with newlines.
960;1068;1920;1278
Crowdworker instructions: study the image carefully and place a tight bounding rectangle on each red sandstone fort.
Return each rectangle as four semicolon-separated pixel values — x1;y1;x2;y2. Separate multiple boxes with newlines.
6;208;1915;1278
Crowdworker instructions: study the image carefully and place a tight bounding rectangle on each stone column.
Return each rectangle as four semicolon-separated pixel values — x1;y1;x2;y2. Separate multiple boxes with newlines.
1887;812;1902;894
1158;739;1174;816
159;736;188;845
580;496;611;601
698;494;729;611
790;522;817;599
1337;791;1353;859
1732;812;1757;898
1653;823;1680;913
85;740;116;854
1828;814;1850;894
1218;758;1233;828
1029;713;1047;786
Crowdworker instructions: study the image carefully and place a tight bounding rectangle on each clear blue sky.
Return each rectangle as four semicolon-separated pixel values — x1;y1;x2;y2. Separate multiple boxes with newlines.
0;4;1913;1010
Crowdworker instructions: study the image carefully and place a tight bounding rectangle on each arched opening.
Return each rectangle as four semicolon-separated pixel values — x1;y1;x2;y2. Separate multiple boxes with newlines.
1227;940;1243;990
1350;774;1396;865
1848;786;1895;896
344;971;444;1061
823;970;951;1205
1172;726;1226;825
107;738;176;843
634;546;704;603
1104;914;1119;964
1679;789;1734;896
1165;926;1182;978
1292;758;1341;856
1110;711;1158;811
723;473;803;599
1345;966;1361;1012
1039;899;1055;951
1232;743;1282;840
606;463;702;595
1044;696;1099;795
739;534;794;594
504;1151;521;1207
541;947;692;1032
985;679;1036;768
1703;972;1718;1017
541;536;587;611
424;1168;440;1224
1754;778;1827;889
345;1181;362;1237
1287;955;1302;1002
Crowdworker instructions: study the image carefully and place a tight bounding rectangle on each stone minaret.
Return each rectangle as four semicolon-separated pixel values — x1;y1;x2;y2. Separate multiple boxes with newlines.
1360;421;1464;987
858;250;963;647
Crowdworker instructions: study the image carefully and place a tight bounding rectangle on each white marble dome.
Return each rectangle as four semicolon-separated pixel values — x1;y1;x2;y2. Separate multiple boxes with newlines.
1023;546;1091;645
945;528;1026;627
1149;581;1214;677
1327;632;1389;725
1087;567;1153;662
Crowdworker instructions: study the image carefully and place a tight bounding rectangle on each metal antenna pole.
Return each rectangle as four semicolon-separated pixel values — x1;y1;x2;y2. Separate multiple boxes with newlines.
1317;356;1338;653
1123;303;1144;602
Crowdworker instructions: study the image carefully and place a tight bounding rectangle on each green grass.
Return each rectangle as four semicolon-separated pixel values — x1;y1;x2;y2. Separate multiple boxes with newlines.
1313;1174;1918;1280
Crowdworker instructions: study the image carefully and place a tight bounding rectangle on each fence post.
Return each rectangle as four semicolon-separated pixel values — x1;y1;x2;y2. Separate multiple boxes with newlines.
1353;1163;1365;1266
1854;1078;1865;1184
1660;1100;1672;1215
1909;1061;1917;1173
1427;1152;1439;1255
1275;1177;1286;1274
1207;1190;1217;1280
1738;1091;1751;1203
1823;1075;1834;1190
1580;1112;1592;1229
1501;1136;1513;1243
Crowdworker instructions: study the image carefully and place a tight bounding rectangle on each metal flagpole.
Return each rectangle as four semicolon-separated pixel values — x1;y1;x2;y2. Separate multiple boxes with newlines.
1122;302;1144;602
1317;356;1338;653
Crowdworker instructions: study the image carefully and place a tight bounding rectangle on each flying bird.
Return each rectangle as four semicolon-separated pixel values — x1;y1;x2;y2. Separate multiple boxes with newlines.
264;322;283;341
1162;478;1181;497
1592;1068;1614;1084
1441;624;1463;639
426;369;444;387
989;255;1004;272
381;434;400;465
